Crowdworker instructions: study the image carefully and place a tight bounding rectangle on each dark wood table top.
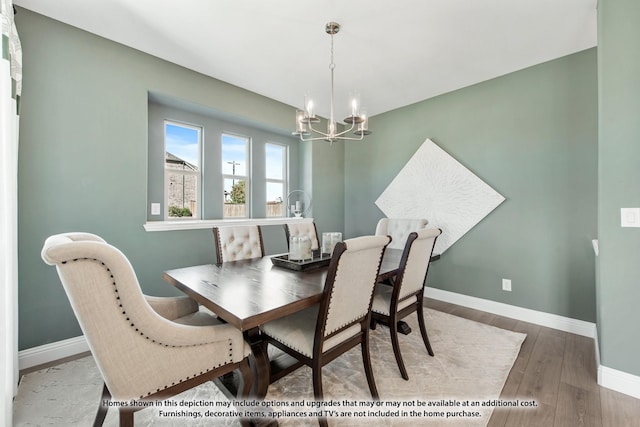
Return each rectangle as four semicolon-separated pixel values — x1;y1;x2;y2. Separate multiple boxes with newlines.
162;249;407;332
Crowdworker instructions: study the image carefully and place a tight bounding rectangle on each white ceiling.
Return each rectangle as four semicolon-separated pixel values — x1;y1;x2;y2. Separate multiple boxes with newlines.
15;0;597;122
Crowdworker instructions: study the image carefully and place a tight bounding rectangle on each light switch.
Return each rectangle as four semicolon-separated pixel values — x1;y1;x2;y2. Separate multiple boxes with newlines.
621;208;640;227
151;203;161;216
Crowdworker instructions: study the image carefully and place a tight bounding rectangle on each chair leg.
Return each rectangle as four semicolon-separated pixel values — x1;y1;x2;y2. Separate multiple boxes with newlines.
312;362;328;427
118;408;134;427
93;383;110;427
361;331;379;399
389;315;409;381
369;317;377;330
417;303;434;356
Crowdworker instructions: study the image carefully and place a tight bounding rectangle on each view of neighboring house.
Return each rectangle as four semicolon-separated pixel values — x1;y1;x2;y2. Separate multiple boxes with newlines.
165;152;198;217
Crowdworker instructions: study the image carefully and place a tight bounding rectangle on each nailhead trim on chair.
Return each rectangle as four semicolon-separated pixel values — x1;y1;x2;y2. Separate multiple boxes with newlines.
267;335;308;357
62;257;236;399
141;360;227;398
324;248;385;335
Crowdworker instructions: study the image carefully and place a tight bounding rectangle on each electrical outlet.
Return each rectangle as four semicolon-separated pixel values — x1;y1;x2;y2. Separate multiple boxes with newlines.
621;208;640;227
502;278;512;292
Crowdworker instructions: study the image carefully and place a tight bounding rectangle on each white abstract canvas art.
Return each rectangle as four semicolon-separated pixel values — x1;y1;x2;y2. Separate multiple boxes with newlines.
375;138;505;254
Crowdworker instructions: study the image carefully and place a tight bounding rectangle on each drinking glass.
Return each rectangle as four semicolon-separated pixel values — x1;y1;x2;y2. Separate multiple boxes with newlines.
322;232;342;256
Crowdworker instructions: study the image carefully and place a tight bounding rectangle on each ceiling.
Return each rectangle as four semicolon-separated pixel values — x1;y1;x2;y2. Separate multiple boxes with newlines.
14;0;597;122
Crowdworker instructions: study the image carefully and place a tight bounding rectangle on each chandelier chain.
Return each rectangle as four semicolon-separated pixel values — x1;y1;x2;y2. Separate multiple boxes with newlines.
329;31;335;127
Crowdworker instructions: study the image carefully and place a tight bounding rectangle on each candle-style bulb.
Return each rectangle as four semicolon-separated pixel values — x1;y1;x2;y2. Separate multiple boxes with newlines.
307;100;314;118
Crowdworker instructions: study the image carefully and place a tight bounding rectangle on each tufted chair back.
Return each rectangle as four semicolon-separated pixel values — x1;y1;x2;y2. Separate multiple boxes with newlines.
284;222;320;251
213;225;265;264
40;232;251;409
375;218;428;250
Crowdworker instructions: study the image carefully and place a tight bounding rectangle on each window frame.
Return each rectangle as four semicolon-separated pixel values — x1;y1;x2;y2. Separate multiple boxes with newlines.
265;142;288;218
221;132;251;219
163;120;202;220
146;97;301;231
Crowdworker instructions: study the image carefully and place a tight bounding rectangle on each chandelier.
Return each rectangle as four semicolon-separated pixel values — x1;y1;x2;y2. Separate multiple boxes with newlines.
292;22;371;143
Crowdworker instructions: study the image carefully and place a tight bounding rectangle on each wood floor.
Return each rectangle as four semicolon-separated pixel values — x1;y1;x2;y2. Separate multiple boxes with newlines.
424;298;640;427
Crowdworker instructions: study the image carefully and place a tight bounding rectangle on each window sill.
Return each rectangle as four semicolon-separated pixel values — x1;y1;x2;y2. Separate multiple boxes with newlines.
143;217;313;232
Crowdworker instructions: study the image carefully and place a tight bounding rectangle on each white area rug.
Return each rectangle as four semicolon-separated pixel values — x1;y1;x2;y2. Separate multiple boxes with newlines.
14;309;525;426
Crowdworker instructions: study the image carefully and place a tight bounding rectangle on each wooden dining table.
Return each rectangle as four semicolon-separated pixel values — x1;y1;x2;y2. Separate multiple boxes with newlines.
162;248;437;399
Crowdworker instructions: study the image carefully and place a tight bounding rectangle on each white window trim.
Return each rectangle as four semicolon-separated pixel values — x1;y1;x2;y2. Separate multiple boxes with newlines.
143;217;312;232
265;142;288;218
164;120;202;220
222;132;251;219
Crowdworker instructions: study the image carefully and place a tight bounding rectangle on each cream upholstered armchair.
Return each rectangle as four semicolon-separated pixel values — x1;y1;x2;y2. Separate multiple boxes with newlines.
41;232;253;427
213;225;265;264
284;222;320;251
371;228;442;380
374;217;428;250
261;235;391;427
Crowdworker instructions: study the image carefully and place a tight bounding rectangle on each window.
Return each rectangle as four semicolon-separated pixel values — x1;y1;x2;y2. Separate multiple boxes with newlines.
147;96;299;229
265;143;287;217
222;134;249;218
164;121;201;219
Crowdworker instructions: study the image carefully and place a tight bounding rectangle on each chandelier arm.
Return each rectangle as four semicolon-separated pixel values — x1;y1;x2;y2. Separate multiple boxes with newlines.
303;117;357;140
335;134;365;141
300;129;364;143
306;120;329;138
299;134;334;142
331;121;357;138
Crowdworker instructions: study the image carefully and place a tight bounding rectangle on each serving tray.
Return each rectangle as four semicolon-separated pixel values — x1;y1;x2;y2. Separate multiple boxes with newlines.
271;251;332;271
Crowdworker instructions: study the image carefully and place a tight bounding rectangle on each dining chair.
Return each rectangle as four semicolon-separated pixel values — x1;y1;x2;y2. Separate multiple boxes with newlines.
374;217;428;250
283;221;320;251
370;228;442;380
213;225;265;264
41;232;253;427
260;235;391;427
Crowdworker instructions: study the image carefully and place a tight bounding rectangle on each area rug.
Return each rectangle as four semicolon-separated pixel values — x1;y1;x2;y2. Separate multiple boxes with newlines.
13;309;526;426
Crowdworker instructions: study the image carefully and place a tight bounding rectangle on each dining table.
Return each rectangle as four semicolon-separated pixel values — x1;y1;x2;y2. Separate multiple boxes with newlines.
162;248;439;400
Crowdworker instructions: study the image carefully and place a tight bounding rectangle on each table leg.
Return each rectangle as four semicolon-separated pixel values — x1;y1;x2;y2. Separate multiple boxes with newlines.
214;329;275;426
245;328;271;398
397;321;412;335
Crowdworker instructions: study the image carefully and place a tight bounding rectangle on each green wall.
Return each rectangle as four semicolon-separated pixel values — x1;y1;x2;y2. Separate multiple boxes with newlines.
15;9;336;349
345;49;598;322
597;0;640;377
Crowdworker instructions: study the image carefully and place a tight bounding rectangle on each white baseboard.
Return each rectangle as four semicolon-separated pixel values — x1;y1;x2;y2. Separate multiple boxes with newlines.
425;287;640;400
18;335;88;371
593;326;601;369
598;365;640;399
424;287;597;338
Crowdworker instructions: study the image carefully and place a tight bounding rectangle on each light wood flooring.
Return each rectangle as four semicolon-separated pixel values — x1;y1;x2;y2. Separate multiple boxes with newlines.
424;298;640;427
